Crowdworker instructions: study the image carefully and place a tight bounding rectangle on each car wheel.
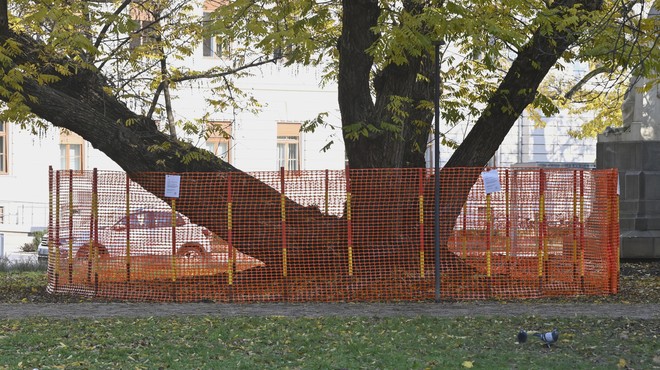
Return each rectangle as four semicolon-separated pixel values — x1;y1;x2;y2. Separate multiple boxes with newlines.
177;245;205;259
75;242;109;259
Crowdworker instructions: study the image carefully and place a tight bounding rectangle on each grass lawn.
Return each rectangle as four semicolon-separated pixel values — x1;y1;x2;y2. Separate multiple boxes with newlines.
1;315;658;369
0;258;658;369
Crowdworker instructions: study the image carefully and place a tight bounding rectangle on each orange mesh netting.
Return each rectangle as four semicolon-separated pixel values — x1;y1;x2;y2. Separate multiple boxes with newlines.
44;167;619;302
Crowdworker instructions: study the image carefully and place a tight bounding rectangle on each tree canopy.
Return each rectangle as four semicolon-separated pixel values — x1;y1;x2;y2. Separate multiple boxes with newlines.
0;0;657;271
1;0;657;169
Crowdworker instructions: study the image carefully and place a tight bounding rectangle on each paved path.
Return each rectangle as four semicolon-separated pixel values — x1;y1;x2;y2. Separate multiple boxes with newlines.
1;302;658;320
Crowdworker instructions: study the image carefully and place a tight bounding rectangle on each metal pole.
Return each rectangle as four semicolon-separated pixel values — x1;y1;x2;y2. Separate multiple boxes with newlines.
433;40;444;302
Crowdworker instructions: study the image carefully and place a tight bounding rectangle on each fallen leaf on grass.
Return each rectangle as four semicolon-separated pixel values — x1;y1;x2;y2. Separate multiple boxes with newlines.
617;358;626;369
462;360;474;368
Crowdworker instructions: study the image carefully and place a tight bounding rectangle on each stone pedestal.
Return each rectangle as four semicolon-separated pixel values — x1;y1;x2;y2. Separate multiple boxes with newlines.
597;71;660;259
597;141;660;258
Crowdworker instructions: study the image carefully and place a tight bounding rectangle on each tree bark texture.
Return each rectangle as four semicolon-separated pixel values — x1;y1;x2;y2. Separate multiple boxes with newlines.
339;0;433;169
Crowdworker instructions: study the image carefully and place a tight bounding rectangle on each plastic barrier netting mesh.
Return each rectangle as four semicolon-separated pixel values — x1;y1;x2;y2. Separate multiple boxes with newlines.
44;167;619;302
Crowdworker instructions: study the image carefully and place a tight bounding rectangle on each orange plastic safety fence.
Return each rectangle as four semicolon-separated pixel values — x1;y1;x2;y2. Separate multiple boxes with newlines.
44;166;619;302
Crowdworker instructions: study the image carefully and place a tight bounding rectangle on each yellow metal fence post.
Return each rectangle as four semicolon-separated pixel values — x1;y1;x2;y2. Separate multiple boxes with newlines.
55;170;61;290
345;166;353;277
227;173;234;286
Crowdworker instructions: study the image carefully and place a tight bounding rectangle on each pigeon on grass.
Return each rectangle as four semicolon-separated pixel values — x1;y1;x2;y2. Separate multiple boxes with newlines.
533;328;559;347
517;329;527;343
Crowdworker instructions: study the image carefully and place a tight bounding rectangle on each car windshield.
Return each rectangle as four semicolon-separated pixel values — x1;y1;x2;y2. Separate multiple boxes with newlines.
114;211;186;229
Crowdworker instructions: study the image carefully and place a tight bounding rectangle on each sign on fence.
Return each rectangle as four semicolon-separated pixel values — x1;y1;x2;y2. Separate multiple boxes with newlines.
481;169;501;194
164;175;181;198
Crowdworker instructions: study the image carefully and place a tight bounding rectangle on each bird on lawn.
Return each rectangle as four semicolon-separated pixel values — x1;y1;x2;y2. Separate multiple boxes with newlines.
517;329;528;343
533;328;559;347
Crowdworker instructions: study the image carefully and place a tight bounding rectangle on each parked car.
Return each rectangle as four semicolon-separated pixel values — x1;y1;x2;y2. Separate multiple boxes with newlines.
37;230;90;261
39;209;219;260
72;208;216;259
36;235;49;261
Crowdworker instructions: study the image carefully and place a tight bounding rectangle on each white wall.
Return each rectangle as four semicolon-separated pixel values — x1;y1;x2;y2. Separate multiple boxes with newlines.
0;126;53;254
436;113;597;168
164;62;345;172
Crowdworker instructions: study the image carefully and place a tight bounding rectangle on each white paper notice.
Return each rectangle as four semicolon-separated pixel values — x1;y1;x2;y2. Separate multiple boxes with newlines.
481;170;501;194
164;174;181;198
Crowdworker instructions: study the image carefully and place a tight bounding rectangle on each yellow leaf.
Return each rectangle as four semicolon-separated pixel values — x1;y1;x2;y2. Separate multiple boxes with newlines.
462;360;474;368
617;358;626;369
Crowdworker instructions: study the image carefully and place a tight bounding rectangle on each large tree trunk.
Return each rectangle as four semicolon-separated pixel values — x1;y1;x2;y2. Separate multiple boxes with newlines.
338;0;604;267
338;0;432;169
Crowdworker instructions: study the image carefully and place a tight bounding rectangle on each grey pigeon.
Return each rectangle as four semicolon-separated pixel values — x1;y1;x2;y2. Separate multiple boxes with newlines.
533;328;559;347
517;329;527;343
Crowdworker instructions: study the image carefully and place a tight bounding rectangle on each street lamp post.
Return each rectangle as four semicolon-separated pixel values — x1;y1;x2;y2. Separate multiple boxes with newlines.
433;39;445;303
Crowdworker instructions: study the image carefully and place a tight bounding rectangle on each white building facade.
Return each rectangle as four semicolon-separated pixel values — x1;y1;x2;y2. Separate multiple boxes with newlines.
432;114;597;169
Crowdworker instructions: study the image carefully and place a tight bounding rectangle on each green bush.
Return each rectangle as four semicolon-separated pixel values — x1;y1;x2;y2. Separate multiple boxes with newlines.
19;230;46;253
20;242;37;252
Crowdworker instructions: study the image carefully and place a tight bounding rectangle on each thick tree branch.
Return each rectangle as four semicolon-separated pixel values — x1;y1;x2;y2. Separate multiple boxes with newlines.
438;0;605;263
564;65;611;100
445;0;604;169
0;28;343;272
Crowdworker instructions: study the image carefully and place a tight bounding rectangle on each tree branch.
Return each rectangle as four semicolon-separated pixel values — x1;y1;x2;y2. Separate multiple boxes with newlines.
93;0;133;50
144;53;283;119
0;0;7;34
564;65;611;99
172;54;285;84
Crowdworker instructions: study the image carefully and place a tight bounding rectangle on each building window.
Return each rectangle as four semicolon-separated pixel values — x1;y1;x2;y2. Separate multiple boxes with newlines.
0;206;4;224
59;130;84;171
424;142;433;169
202;12;231;58
0;122;6;174
129;19;154;49
128;4;157;50
277;123;301;171
205;121;232;163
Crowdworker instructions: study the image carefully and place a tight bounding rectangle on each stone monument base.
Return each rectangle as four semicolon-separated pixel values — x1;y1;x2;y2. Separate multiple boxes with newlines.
621;231;660;258
597;140;660;259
